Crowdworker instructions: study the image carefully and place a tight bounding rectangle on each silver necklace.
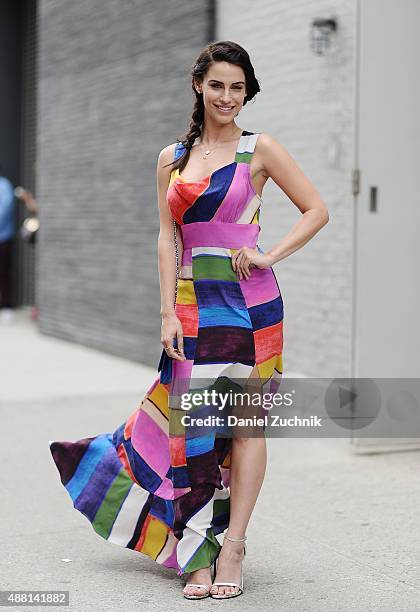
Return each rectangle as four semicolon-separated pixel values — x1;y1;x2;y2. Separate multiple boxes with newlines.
201;142;221;159
199;130;242;160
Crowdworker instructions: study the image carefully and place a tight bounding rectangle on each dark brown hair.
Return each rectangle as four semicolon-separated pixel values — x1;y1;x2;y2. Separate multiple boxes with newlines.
164;40;260;173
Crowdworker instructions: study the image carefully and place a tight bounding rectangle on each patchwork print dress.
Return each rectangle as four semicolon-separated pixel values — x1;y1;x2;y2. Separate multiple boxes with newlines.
49;129;284;577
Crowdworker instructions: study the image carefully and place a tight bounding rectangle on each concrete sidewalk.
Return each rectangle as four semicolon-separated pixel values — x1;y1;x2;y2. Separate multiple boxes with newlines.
1;309;419;611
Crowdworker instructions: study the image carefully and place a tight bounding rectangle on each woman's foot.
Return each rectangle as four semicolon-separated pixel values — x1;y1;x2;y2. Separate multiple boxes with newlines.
182;566;213;598
210;537;245;597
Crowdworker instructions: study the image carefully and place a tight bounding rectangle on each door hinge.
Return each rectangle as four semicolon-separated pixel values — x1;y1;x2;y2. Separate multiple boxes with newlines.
352;168;360;196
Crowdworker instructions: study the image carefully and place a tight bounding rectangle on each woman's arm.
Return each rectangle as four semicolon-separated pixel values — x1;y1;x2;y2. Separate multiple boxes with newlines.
156;144;185;361
232;133;329;279
257;133;329;265
156;144;177;316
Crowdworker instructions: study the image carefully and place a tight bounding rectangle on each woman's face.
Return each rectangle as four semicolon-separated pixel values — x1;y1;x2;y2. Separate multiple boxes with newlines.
194;61;247;123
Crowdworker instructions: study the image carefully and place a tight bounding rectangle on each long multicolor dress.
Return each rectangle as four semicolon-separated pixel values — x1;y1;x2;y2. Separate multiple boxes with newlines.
49;129;284;577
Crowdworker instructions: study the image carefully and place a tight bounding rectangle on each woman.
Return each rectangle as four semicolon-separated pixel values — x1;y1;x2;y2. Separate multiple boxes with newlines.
49;40;328;601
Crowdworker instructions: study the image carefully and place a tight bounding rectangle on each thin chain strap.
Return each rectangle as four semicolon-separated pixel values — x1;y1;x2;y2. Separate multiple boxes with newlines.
172;142;180;306
173;218;179;305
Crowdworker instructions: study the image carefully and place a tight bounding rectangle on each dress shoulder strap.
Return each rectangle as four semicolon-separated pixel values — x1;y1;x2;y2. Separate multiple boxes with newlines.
169;142;186;179
235;131;261;164
174;141;186;161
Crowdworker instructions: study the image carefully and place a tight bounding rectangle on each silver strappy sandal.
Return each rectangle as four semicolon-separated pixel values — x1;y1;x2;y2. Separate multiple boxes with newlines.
182;564;215;600
210;534;247;599
182;583;211;600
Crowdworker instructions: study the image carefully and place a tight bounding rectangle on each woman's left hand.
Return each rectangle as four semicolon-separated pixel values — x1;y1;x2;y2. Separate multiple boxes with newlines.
231;247;274;280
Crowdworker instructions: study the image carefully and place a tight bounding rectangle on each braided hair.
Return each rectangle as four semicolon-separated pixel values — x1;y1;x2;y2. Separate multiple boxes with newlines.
164;40;261;173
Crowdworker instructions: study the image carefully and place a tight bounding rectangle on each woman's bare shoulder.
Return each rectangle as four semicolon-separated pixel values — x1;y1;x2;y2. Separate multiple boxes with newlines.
254;132;295;168
256;132;283;149
157;142;179;168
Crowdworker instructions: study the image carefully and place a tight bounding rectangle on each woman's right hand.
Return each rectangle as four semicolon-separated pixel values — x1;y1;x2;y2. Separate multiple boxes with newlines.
161;313;186;361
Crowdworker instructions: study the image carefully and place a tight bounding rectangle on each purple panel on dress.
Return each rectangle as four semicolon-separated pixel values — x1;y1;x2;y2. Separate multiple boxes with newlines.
213;164;254;223
131;411;170;477
181;221;259;249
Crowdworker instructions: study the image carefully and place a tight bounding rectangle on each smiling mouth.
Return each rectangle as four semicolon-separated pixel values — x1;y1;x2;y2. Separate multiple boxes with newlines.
216;105;234;112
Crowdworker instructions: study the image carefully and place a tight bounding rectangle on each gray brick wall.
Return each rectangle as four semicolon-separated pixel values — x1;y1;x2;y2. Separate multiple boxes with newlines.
217;0;356;377
37;0;212;367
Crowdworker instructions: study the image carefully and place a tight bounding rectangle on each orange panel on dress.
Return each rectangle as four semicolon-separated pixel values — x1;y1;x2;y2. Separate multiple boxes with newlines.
254;321;283;363
175;303;198;337
169;435;187;467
